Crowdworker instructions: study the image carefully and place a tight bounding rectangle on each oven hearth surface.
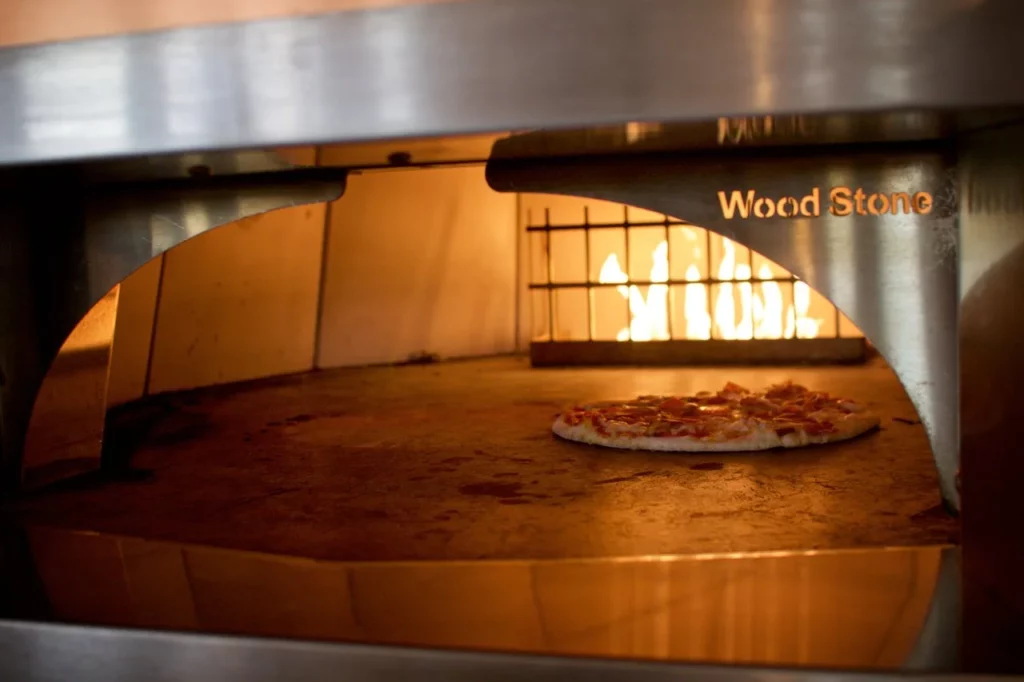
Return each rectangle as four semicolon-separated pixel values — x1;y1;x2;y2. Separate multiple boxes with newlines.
7;357;955;561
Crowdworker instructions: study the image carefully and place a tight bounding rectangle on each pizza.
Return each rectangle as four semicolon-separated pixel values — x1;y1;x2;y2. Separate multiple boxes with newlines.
552;381;880;452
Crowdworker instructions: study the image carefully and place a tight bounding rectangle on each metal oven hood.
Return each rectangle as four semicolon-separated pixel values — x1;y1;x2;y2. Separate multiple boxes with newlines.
0;0;1022;166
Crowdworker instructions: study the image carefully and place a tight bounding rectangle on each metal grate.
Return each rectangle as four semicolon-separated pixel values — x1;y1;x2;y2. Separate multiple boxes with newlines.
527;205;845;343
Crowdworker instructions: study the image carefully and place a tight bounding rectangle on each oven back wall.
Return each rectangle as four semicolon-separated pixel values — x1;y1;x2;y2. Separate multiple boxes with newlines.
104;163;518;403
318;165;519;368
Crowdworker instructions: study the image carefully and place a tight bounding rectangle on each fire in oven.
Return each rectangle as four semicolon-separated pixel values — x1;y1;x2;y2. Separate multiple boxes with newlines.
524;200;867;366
0;119;976;673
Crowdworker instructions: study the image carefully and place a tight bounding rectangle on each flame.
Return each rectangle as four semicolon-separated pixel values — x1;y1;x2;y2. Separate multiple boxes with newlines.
755;264;784;339
793;280;821;338
683;265;711;339
598;243;669;342
714;240;759;340
598;234;823;341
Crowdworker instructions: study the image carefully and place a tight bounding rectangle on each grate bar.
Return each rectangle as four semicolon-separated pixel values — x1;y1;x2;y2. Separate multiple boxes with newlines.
622;206;631;340
545;208;554;341
663;214;672;341
533;205;832;346
530;277;798;289
583;206;593;341
526;219;688;232
706;229;714;340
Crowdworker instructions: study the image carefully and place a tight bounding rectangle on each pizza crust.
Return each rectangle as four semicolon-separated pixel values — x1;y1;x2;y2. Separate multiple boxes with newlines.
552;416;782;452
551;393;881;453
778;413;881;448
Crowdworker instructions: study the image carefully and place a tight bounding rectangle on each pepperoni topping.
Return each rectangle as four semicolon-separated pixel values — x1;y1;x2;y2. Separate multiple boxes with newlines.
803;420;836;435
764;381;808;401
559;382;866;443
718;382;749;399
659;398;700;416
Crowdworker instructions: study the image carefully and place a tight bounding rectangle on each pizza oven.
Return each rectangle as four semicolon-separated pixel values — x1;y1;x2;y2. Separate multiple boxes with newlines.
1;1;1024;680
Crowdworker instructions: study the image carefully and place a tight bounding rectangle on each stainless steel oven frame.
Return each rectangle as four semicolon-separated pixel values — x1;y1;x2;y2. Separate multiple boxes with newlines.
2;0;1024;678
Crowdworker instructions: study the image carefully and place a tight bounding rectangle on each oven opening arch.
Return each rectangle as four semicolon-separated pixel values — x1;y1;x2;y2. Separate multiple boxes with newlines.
6;156;961;667
9;165;960;671
0;156;345;497
19;197;334;491
487;150;959;512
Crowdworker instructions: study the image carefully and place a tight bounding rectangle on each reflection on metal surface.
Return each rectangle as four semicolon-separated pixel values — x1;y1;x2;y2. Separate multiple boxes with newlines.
488;140;959;511
0;160;345;495
1;0;1024;165
958;121;1024;671
1;524;954;671
305;112;1022;174
318;133;510;170
0;614;987;682
81;147;318;183
475;111;1018;167
718;116;814;146
905;550;960;671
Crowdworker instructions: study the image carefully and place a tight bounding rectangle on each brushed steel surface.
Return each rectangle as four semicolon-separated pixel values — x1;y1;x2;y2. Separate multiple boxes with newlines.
958;121;1024;671
0;613;985;682
80;148;312;182
313;111;1024;172
0;0;451;49
488;140;959;510
905;549;961;670
1;0;1024;166
0;162;345;494
0;525;958;672
464;112;1023;165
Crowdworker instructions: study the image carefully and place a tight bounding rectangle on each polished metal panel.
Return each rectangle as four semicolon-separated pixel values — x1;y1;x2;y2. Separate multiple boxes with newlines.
0;616;994;682
0;525;958;671
314;111;1024;172
958;121;1024;672
464;112;1023;166
2;0;1024;166
81;148;311;183
0;161;345;494
905;549;961;671
488;139;959;510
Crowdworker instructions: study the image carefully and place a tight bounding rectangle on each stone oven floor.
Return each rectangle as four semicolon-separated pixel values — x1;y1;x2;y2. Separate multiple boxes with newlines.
7;356;957;561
